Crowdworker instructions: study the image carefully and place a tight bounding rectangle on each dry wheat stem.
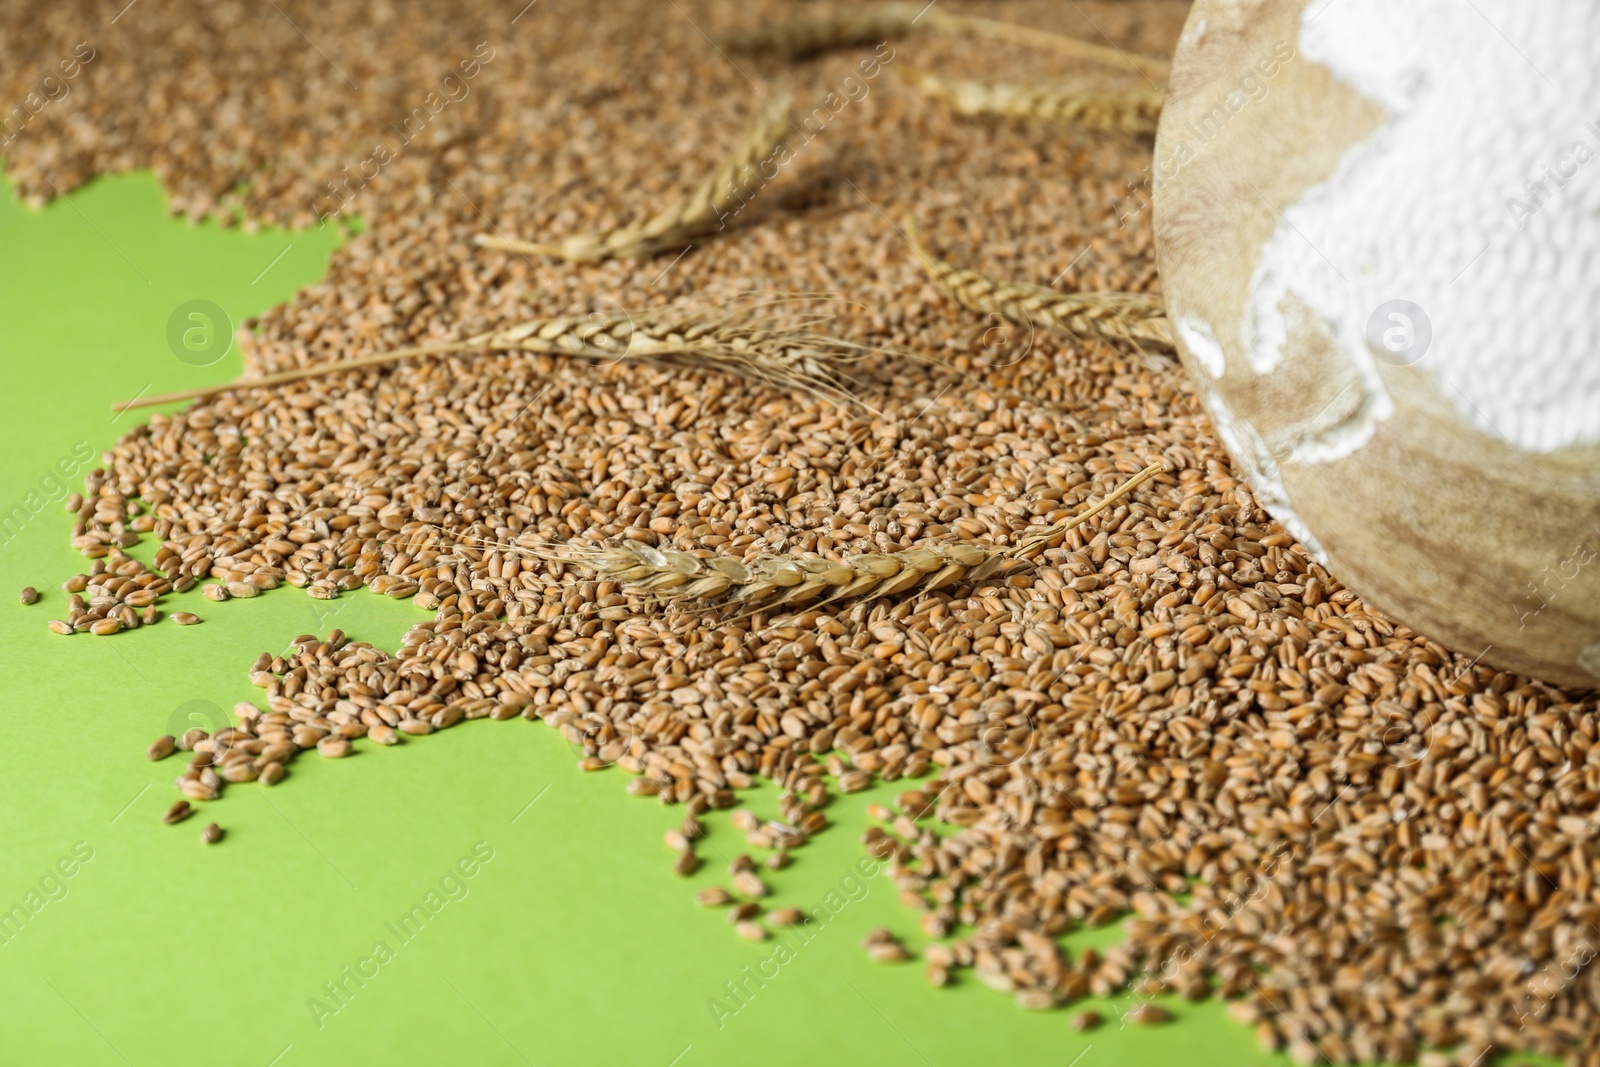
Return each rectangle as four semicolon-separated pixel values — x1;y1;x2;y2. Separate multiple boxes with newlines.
478;462;1165;612
718;3;927;59
1007;461;1164;554
925;14;1170;81
906;225;1175;355
474;95;796;262
110;300;896;411
904;69;1164;135
719;3;1170;80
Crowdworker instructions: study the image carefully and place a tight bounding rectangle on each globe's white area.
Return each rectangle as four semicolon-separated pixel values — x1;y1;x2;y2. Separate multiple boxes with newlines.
1245;0;1600;454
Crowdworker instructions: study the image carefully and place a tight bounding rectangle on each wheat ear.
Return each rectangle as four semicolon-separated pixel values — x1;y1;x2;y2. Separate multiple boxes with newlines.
474;96;796;262
903;69;1163;135
906;226;1174;355
110;299;893;411
497;462;1164;611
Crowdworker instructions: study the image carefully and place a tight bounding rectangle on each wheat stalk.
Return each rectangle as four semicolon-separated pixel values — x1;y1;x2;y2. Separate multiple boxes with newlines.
474;96;796;262
906;226;1174;355
904;69;1163;135
927;14;1170;80
110;299;894;412
494;462;1164;611
718;4;1170;80
718;3;926;59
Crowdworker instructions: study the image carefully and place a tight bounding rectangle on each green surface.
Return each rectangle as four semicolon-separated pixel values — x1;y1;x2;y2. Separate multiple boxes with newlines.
0;171;1531;1067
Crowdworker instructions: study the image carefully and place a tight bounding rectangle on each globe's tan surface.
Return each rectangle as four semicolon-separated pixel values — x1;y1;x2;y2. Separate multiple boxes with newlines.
1153;0;1600;687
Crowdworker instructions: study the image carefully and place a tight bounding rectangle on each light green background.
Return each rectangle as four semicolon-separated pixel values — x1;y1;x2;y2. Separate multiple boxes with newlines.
0;172;1532;1067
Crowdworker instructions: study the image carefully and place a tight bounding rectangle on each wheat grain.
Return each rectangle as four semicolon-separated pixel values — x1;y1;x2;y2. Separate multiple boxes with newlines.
904;69;1164;135
39;3;1600;1056
493;462;1164;611
474;96;796;261
907;225;1174;354
110;298;892;411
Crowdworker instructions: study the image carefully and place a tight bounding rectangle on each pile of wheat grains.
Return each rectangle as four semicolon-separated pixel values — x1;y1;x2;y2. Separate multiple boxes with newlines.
8;1;1600;1062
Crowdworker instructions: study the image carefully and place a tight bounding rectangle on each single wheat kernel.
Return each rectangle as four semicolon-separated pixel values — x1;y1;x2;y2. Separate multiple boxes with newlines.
147;735;176;761
19;587;38;605
200;822;223;845
896;791;931;819
696;887;732;907
837;771;870;793
180;779;219;802
171;612;200;625
220;762;259;783
1127;1003;1172;1026
162;800;192;825
292;725;325;748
